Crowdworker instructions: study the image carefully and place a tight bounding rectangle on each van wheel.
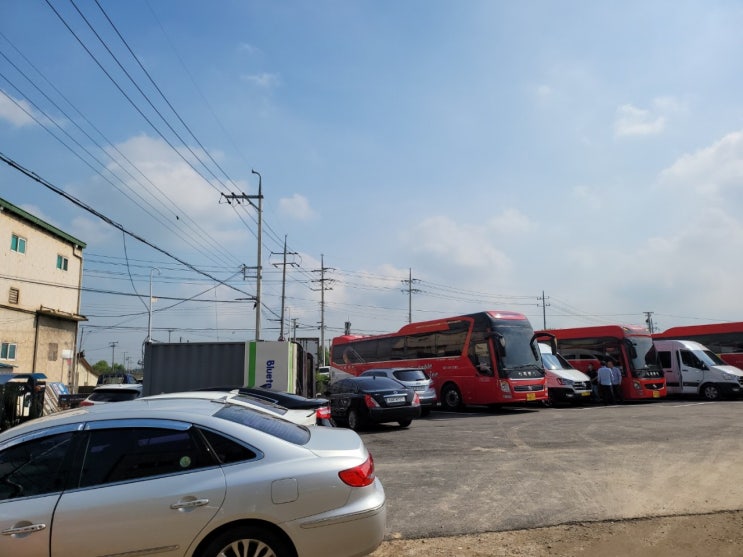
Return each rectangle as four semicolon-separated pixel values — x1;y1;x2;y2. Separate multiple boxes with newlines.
441;384;463;411
700;383;721;401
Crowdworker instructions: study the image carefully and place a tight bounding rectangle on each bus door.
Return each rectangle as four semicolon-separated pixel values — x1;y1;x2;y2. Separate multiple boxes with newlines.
467;337;496;403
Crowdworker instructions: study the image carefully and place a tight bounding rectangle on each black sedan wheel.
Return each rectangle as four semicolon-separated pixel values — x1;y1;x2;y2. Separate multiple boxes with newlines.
347;408;364;431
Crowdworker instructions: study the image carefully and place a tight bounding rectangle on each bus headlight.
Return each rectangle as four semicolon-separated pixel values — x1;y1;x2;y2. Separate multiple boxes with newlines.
633;381;642;390
500;380;511;393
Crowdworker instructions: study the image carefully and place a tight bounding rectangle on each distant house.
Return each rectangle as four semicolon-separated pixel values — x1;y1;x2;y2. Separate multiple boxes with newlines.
0;196;87;386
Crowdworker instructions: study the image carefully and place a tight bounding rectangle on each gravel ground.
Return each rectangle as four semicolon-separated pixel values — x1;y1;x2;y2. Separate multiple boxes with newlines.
369;510;743;556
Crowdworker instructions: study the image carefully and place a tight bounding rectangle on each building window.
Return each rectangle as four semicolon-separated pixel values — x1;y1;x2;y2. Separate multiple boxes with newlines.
56;255;69;271
11;234;26;254
8;288;19;304
1;343;17;360
48;343;59;361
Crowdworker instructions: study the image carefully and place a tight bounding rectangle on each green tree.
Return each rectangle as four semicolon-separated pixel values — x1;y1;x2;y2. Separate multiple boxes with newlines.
92;360;110;374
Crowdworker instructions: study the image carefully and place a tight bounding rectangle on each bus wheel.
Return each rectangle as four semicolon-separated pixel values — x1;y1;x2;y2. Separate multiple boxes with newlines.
700;383;721;401
441;384;462;411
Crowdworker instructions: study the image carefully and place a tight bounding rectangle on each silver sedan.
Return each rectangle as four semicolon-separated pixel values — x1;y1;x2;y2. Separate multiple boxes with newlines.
0;397;386;557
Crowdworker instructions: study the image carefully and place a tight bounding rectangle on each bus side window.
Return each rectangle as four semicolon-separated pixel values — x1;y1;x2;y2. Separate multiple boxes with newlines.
469;342;493;376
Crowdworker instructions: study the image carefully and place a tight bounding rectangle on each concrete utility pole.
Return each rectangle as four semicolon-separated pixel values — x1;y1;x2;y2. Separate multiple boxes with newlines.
220;170;263;340
401;268;421;323
312;255;335;365
644;311;655;333
109;341;118;372
538;291;550;329
147;267;160;343
271;235;298;341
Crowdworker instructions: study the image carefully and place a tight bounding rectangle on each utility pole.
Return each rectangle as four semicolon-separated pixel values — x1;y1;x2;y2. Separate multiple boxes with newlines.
271;235;298;341
220;170;263;340
538;291;550;329
401;268;421;323
147;267;160;343
109;341;118;372
644;311;655;333
312;254;335;366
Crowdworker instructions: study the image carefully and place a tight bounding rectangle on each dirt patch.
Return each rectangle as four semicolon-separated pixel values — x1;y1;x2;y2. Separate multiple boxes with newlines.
370;510;743;556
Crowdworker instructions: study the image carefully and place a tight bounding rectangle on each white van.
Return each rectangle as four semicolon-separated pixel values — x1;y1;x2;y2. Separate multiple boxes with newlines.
539;343;593;404
653;339;743;401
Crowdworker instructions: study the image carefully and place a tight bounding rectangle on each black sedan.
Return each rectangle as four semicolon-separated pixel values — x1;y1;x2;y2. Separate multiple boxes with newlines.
327;376;421;430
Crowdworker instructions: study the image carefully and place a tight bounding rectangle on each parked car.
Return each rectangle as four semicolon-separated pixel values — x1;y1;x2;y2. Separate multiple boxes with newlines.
79;383;143;406
327;376;421;430
0;397;386;557
146;389;334;427
96;372;140;385
359;368;437;415
234;387;334;426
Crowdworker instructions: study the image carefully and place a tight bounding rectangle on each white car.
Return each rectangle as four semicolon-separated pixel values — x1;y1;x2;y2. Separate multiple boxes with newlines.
144;389;333;427
0;397;386;557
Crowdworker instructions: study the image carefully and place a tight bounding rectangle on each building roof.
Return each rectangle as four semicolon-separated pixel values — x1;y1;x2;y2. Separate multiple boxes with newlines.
0;196;86;248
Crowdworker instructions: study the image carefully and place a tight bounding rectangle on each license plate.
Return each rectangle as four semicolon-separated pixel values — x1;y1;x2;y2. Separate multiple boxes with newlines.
581;391;591;396
653;391;660;398
386;396;405;404
526;393;536;401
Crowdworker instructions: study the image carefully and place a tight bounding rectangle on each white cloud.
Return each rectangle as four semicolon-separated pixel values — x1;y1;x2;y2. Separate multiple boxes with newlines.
614;96;686;138
0;91;38;127
405;215;513;270
241;72;280;88
278;194;317;221
614;104;665;137
658;130;743;197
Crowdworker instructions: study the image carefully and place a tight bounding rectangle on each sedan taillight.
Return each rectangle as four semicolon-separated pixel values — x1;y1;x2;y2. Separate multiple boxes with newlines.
79;400;93;407
364;394;380;408
339;454;376;487
315;405;331;420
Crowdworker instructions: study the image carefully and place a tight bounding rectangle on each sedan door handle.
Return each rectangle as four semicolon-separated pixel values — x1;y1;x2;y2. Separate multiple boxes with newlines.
170;498;209;510
2;523;47;536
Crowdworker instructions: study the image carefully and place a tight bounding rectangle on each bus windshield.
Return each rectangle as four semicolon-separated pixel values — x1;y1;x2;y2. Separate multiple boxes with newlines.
492;318;543;378
628;336;663;378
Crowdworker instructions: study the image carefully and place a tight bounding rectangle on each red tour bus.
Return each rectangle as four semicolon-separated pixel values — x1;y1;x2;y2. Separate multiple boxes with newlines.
653;322;743;370
538;325;666;401
329;310;547;410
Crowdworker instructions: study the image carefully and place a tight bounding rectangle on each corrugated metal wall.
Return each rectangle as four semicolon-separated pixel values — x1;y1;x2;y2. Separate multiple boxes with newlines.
143;342;246;396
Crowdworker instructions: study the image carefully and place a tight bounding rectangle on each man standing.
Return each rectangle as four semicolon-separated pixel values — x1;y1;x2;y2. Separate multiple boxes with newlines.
609;360;622;404
597;360;614;405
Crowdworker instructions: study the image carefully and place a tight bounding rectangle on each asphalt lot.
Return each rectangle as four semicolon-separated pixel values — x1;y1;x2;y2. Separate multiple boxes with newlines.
358;399;743;540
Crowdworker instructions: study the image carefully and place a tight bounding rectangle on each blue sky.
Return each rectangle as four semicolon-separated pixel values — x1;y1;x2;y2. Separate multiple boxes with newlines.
2;1;743;369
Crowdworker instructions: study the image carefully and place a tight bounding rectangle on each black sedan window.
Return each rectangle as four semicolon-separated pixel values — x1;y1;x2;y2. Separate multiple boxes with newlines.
353;377;406;391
